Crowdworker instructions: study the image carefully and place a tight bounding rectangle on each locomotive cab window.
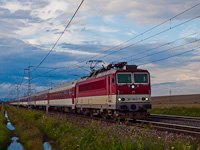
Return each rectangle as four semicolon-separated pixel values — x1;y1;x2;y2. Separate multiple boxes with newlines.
134;73;148;84
117;73;132;84
112;75;115;85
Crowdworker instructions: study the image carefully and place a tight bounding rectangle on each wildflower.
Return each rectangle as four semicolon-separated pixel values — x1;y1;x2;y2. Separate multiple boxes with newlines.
172;147;174;149
132;141;134;144
158;137;161;139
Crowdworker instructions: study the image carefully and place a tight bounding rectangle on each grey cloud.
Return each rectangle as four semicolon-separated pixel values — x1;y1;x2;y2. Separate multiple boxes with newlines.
152;82;176;87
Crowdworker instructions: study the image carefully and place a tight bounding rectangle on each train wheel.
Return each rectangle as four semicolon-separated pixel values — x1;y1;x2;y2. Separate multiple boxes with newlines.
102;113;108;120
90;113;94;118
83;109;88;116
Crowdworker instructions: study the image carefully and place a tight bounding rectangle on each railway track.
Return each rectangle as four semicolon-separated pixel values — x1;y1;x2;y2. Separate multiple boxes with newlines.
136;119;200;136
136;114;200;136
150;114;200;122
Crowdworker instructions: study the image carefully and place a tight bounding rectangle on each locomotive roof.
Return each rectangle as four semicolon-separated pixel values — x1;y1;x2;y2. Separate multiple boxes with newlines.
77;67;148;83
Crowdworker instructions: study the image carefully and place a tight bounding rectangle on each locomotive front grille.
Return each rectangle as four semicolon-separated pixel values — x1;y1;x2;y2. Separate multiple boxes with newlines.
120;105;128;110
131;104;136;110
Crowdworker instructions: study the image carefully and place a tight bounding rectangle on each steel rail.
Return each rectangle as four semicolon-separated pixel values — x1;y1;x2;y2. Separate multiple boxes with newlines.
150;114;200;122
137;119;200;136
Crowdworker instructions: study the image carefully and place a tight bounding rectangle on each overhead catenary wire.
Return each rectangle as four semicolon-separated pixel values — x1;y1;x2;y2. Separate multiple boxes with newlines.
31;0;85;73
30;68;57;81
15;2;200;96
118;30;200;62
137;46;200;66
55;16;200;78
57;35;200;79
53;3;200;77
96;15;200;60
71;2;200;65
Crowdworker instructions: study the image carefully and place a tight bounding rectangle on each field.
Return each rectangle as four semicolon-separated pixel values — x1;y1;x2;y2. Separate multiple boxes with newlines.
149;94;200;117
151;94;200;108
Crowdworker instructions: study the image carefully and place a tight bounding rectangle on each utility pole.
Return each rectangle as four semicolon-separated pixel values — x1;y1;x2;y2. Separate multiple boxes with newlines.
25;63;31;110
170;89;172;102
50;82;54;89
15;85;19;107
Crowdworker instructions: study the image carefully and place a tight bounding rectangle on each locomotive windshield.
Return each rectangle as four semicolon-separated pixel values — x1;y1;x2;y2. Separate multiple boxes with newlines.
134;73;148;84
117;73;132;84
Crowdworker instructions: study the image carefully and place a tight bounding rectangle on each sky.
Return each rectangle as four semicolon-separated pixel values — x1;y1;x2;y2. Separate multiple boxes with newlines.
0;0;200;99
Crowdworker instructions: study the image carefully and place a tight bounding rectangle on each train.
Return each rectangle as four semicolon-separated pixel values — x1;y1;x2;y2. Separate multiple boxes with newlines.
9;62;152;120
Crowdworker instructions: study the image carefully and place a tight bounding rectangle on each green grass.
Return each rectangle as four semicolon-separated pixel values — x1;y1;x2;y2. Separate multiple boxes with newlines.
149;106;200;117
6;105;200;150
6;106;44;150
0;105;12;150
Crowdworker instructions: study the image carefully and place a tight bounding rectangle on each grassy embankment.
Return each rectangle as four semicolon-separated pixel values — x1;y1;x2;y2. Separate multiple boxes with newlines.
7;105;199;150
6;106;44;150
149;106;200;117
0;105;12;150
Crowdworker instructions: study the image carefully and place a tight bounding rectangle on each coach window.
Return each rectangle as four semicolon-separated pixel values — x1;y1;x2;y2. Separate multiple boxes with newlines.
112;75;115;85
108;77;111;85
72;89;74;97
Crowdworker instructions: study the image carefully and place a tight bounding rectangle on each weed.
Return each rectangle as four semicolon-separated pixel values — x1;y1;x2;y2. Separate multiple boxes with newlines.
0;105;12;150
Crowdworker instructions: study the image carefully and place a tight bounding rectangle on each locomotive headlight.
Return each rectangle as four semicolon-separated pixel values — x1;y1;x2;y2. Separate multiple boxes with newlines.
118;97;121;101
121;98;125;101
145;98;149;101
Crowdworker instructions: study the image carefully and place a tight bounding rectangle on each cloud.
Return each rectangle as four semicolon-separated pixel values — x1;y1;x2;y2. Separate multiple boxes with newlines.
54;48;99;56
179;24;200;38
0;83;13;98
0;1;30;13
83;0;200;25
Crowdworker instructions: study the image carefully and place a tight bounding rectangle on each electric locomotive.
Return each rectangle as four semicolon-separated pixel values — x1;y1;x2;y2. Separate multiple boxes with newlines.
76;62;151;119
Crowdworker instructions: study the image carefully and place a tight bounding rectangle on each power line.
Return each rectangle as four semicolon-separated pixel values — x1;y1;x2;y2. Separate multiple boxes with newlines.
55;38;200;79
55;15;200;77
137;46;200;66
118;30;200;62
16;2;200;92
31;0;85;73
69;2;200;65
96;15;200;60
30;68;57;81
53;3;200;77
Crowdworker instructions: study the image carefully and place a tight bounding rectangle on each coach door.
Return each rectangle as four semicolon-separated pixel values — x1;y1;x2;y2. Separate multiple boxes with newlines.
108;75;112;104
